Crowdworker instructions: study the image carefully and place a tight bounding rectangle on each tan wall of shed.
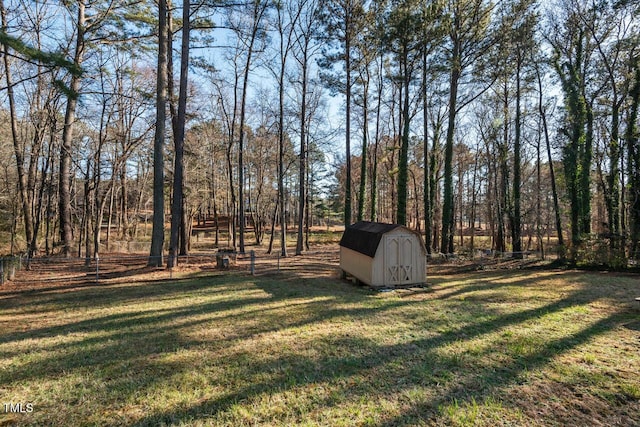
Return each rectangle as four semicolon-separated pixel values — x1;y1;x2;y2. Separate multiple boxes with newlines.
371;250;385;287
340;247;373;285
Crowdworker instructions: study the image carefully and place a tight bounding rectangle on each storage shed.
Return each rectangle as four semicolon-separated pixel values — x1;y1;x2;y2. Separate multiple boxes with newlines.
339;221;427;287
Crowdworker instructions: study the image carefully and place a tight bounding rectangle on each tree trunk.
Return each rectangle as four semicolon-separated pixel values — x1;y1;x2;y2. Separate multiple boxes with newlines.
626;58;640;259
536;126;544;258
397;47;410;226
371;57;383;223
1;2;34;256
422;47;431;253
167;0;190;268
512;57;523;259
82;160;92;264
581;101;593;236
296;39;309;255
59;0;86;257
357;72;369;223
536;62;564;254
180;198;189;255
441;41;460;255
305;145;311;251
470;154;478;253
225;125;237;250
267;202;278;254
31;133;54;260
344;22;352;227
606;98;621;252
277;53;287;258
149;0;168;267
121;166;130;239
429;117;441;252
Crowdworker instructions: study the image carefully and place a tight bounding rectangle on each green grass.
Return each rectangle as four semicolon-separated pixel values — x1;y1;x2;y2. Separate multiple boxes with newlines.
0;264;639;426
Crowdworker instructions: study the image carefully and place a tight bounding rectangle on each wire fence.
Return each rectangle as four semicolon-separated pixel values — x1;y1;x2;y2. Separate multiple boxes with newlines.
0;255;23;285
0;249;286;286
426;249;544;261
0;246;546;287
0;252;223;285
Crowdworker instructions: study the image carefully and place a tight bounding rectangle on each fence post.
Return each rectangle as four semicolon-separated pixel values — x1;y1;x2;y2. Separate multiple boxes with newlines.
95;255;100;283
0;259;4;285
250;250;255;275
8;258;15;281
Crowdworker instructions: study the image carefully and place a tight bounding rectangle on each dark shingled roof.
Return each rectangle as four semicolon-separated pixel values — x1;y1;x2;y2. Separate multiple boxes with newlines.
339;221;402;258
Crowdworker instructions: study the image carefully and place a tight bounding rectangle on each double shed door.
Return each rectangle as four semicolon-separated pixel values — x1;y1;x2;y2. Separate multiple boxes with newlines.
383;234;417;285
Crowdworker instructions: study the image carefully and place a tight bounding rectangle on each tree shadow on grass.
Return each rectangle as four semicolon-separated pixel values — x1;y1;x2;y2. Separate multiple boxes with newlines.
127;304;632;426
377;310;638;426
0;270;248;315
431;269;640;310
2;267;637;426
1;270;417;407
126;273;639;426
431;270;569;301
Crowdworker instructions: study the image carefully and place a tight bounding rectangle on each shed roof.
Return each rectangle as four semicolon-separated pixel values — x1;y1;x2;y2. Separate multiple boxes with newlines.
339;221;403;258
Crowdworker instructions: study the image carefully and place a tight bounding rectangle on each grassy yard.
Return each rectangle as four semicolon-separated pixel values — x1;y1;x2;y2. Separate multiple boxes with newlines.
0;257;639;426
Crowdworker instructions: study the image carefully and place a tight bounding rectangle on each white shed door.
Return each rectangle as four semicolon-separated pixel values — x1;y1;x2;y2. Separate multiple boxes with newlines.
384;234;414;285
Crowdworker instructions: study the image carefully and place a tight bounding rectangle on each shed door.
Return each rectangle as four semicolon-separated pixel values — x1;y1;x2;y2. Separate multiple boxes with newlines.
384;235;414;285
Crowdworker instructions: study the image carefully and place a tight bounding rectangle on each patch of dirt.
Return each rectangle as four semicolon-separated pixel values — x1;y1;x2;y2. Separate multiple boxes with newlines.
0;246;343;294
427;257;556;275
0;253;215;295
514;381;640;426
2;245;634;295
240;245;341;279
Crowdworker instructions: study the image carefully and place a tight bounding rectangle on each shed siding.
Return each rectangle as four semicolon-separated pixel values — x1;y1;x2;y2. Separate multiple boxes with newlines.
340;247;373;285
372;249;385;287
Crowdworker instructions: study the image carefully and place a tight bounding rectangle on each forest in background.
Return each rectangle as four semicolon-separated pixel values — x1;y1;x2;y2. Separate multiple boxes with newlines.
0;0;639;268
